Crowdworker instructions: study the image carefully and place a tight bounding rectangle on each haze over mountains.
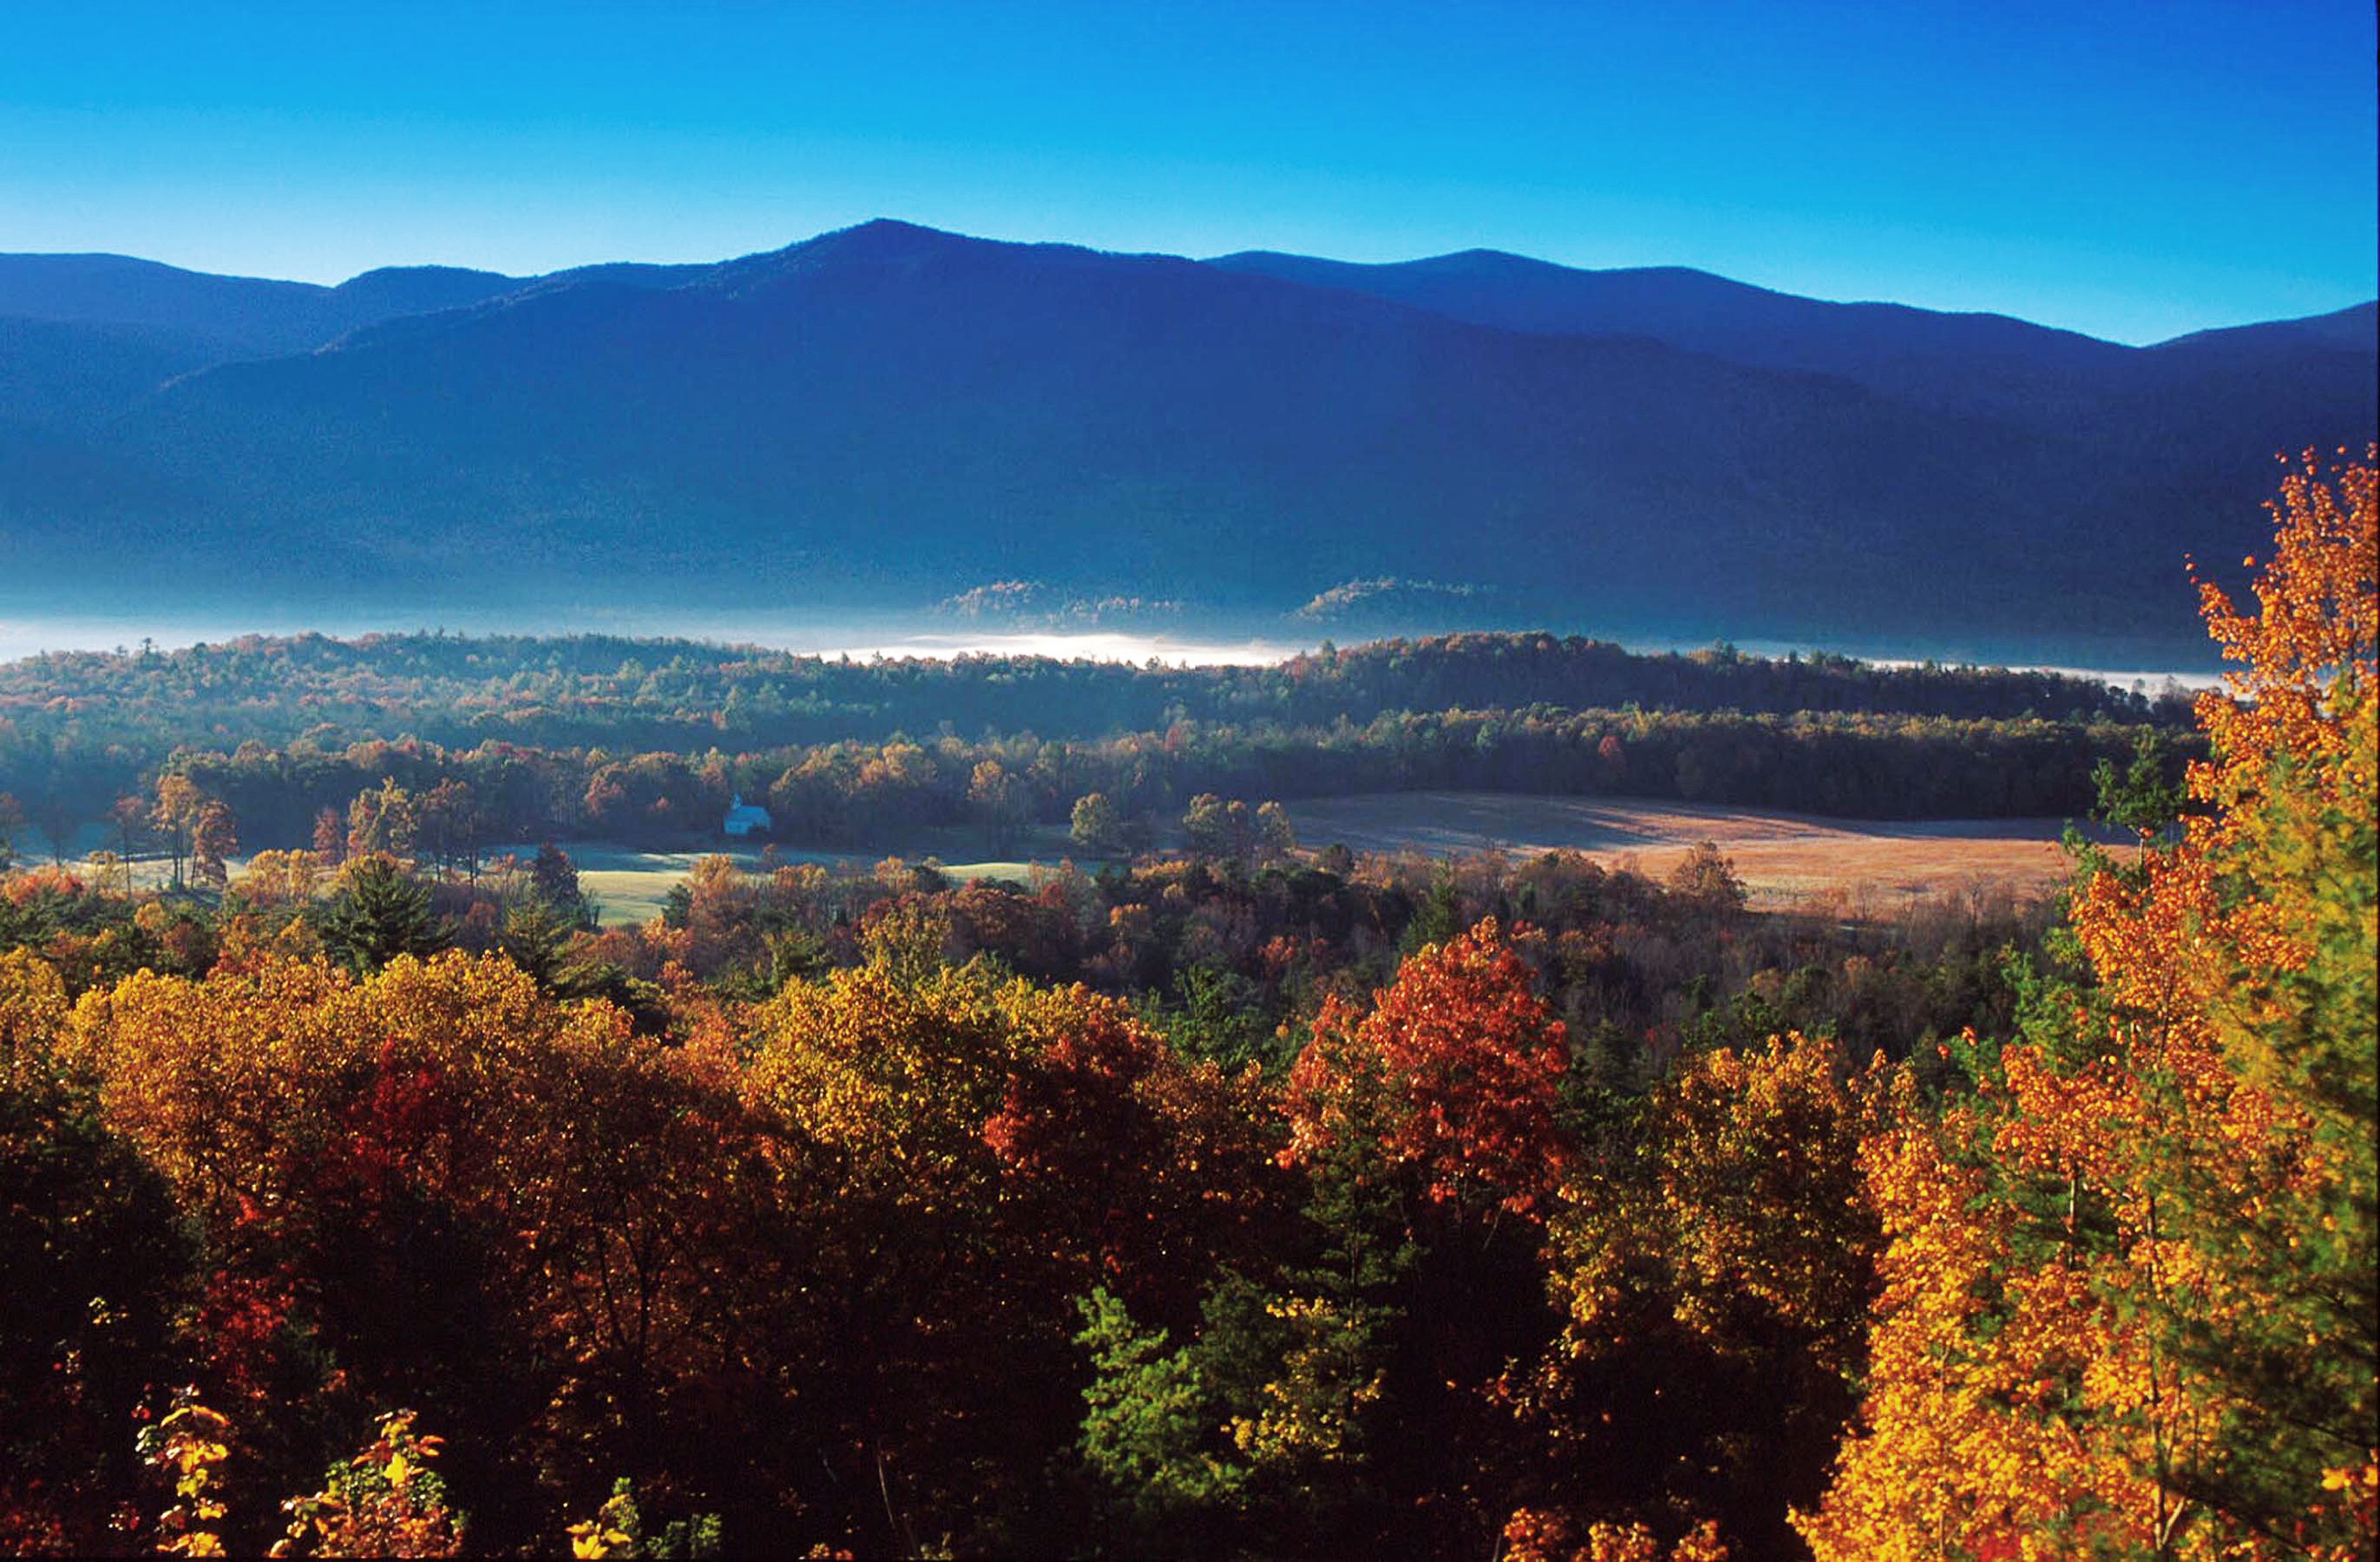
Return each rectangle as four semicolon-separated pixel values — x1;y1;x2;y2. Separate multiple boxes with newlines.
2;220;2371;664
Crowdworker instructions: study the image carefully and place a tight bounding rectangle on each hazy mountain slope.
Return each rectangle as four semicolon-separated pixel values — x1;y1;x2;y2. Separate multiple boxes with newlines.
0;225;2131;642
2;222;2369;661
1207;248;2377;578
539;261;716;291
0;315;224;433
318;265;526;330
2153;301;2377;356
0;253;341;358
1204;249;2376;432
0;252;659;363
1204;248;2143;415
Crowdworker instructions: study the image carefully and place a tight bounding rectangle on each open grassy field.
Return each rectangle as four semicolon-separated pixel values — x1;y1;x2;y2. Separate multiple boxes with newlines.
543;794;2103;924
18;824;218;896
560;843;849;926
532;831;1090;926
1284;791;2111;913
20;795;2112;926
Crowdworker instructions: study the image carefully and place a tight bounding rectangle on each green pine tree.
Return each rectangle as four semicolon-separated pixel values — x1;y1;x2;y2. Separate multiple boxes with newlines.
318;858;446;974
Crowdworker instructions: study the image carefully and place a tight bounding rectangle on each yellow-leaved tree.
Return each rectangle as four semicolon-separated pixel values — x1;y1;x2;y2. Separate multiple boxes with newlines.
1509;1032;1879;1560
1801;447;2377;1559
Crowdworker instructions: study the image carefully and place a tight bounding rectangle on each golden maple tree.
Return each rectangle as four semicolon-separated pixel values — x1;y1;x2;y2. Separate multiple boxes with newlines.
1802;448;2377;1559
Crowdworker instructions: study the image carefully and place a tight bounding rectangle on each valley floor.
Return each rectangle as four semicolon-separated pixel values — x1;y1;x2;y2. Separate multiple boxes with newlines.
27;791;2115;926
1283;790;2109;913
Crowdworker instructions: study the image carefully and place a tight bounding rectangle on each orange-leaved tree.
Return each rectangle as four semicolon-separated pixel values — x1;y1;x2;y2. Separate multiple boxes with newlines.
64;951;759;1548
1273;918;1576;1553
741;953;1288;1554
981;978;1283;1325
1282;916;1571;1221
1;941;195;1555
1801;446;2377;1559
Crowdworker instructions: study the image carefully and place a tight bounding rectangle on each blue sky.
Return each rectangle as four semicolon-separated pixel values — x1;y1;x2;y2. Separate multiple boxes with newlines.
3;0;2373;343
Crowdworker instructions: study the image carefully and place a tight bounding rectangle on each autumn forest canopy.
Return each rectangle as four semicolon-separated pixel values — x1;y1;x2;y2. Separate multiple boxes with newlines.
0;449;2370;1559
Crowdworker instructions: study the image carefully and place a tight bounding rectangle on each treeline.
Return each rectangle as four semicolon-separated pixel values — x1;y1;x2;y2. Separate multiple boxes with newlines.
0;830;2039;1110
0;629;2189;783
0;924;1870;1558
10;707;2190;863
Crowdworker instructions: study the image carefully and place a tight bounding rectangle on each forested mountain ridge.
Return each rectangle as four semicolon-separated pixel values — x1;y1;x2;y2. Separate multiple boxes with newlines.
1208;246;2377;552
1208;249;2376;408
0;250;704;362
2;221;2370;662
1206;246;2136;413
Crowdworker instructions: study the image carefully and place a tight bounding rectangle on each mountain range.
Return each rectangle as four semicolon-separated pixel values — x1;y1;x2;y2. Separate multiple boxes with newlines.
1;219;2371;663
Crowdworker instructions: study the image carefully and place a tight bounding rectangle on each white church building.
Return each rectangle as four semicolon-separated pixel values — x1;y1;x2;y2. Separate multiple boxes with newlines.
723;793;773;839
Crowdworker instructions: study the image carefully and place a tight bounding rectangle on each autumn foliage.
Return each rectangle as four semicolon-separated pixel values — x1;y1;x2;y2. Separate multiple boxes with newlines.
1803;447;2377;1559
1282;917;1571;1219
1512;1031;1878;1555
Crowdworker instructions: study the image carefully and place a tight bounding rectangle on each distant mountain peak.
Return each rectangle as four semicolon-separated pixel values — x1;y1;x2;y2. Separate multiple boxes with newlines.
797;216;976;261
325;265;524;323
333;263;516;291
1407;246;1573;273
689;218;982;293
839;216;959;242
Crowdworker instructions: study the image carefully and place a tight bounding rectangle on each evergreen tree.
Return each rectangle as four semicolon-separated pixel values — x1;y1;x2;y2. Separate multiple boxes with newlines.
318;858;446;974
1805;445;2378;1559
497;896;583;995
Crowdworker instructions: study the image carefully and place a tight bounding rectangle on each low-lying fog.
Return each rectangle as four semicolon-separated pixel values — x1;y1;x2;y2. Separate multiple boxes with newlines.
0;613;2222;693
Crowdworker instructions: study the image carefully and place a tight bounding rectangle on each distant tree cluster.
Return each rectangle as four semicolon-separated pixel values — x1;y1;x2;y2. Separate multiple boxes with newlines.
0;630;2185;818
1;707;2188;877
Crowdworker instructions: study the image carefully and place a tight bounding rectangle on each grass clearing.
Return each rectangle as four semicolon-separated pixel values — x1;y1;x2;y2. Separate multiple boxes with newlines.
1284;791;2113;913
523;830;1090;926
20;797;2115;926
